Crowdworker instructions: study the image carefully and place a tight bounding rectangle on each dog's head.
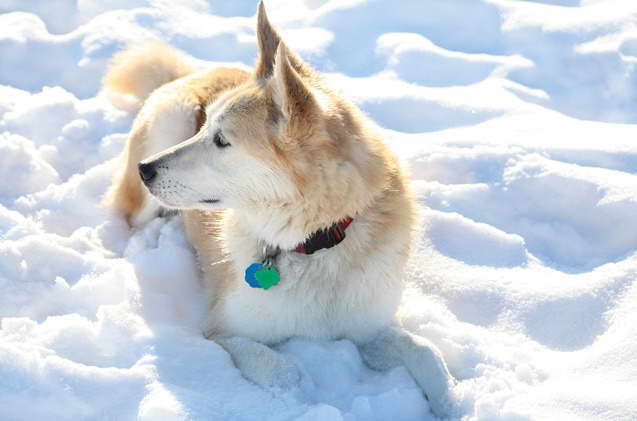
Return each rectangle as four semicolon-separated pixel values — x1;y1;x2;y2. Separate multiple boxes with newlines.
139;1;388;243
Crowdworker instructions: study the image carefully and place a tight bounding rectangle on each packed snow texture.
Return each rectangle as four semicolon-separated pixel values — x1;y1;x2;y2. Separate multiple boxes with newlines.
1;0;637;420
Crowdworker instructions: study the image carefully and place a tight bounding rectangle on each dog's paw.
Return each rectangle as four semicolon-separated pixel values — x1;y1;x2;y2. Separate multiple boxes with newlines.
266;353;302;390
405;337;457;418
359;327;457;418
240;349;301;390
423;382;456;419
218;336;301;390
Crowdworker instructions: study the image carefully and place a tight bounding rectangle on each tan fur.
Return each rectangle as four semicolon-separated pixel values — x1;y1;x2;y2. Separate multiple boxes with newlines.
103;125;147;220
103;42;196;111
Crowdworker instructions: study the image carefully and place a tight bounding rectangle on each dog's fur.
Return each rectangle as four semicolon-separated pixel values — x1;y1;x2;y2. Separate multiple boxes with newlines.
103;2;454;416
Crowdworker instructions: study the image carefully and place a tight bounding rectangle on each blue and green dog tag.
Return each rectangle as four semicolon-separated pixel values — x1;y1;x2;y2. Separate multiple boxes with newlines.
245;246;282;290
244;263;281;290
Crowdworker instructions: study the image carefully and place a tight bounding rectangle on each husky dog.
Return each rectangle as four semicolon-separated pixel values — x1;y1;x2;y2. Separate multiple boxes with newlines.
103;1;455;416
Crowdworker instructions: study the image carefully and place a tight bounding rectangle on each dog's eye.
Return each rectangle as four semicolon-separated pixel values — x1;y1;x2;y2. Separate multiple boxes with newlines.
213;131;230;148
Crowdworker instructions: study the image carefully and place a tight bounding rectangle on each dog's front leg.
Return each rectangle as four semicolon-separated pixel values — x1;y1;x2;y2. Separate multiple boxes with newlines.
214;336;301;390
359;326;455;417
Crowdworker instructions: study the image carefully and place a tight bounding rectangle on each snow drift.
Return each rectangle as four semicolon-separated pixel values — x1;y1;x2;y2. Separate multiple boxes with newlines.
1;0;636;420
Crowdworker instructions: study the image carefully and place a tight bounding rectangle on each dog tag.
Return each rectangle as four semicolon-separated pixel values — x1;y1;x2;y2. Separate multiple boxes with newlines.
245;263;262;288
255;265;281;290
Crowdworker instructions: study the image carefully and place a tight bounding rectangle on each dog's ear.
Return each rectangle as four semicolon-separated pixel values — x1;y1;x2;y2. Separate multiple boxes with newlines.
255;1;281;79
270;43;319;142
255;1;312;80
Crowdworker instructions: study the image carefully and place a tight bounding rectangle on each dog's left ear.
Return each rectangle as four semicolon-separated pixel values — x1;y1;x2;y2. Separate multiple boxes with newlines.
270;43;320;142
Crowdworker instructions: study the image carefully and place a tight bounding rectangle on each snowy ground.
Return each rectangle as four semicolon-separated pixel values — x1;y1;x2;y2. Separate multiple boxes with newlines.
1;0;637;420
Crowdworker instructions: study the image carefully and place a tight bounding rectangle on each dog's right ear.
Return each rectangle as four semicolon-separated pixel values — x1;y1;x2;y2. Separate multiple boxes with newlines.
255;1;312;80
255;0;281;79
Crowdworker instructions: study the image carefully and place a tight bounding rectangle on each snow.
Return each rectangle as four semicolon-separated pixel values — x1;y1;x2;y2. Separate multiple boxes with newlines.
1;0;636;420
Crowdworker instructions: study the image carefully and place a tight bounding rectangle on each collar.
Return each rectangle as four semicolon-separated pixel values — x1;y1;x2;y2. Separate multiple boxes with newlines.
245;217;354;290
293;217;353;255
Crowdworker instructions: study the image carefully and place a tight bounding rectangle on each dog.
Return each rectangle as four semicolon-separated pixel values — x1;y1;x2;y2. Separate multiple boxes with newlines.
103;1;455;416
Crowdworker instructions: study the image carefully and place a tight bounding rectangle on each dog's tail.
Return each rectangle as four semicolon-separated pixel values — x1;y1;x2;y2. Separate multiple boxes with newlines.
102;42;195;111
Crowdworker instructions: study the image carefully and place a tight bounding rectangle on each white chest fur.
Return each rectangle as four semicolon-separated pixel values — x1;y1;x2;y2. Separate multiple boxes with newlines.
211;223;407;345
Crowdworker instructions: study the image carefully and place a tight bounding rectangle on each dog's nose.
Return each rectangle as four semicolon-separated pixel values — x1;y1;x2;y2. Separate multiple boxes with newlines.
138;162;157;184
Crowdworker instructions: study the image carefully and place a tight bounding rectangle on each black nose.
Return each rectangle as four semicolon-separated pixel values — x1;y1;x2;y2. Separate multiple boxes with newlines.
138;162;157;184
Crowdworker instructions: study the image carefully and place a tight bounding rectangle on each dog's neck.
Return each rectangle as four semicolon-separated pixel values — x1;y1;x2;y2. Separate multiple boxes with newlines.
236;204;355;251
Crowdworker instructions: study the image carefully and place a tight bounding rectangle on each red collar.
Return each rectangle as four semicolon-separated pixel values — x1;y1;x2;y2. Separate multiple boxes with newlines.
293;217;353;255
